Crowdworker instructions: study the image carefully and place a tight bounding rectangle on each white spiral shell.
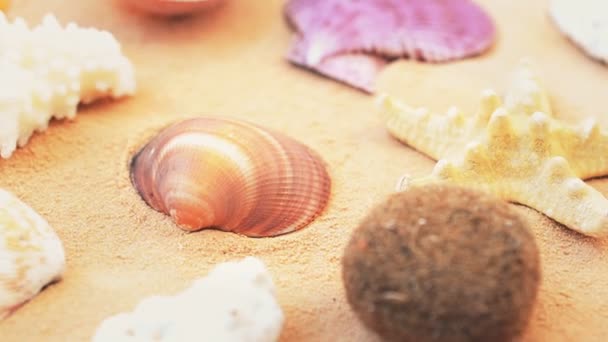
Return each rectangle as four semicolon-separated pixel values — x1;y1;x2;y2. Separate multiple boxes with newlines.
0;189;65;319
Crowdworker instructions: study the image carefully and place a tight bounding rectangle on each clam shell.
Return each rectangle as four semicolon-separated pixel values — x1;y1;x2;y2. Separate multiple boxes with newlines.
130;117;331;237
0;189;65;319
285;0;496;92
122;0;224;16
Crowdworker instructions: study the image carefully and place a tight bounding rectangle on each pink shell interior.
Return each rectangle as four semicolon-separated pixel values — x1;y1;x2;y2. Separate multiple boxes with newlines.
285;0;496;92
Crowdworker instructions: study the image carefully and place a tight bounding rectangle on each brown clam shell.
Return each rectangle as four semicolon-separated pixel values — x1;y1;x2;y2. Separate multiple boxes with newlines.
130;117;332;237
122;0;224;16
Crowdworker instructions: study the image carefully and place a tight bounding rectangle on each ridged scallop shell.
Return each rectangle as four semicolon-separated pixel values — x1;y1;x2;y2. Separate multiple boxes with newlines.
130;117;332;237
0;189;65;319
285;0;496;93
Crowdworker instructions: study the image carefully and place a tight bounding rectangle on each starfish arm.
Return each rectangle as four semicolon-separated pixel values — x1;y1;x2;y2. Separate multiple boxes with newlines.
519;157;608;237
550;119;608;179
501;63;608;178
381;93;502;160
503;62;553;117
400;154;608;237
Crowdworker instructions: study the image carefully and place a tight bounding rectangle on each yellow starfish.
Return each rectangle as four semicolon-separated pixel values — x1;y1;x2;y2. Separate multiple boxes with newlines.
381;63;608;237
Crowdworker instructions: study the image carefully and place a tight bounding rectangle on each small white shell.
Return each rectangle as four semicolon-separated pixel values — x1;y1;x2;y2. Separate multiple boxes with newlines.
93;257;284;342
0;189;65;319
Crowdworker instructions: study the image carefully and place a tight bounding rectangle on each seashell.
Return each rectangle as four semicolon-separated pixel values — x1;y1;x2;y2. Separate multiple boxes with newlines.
285;0;496;93
122;0;224;16
130;117;332;237
0;189;66;319
93;257;284;342
549;0;608;65
381;62;608;237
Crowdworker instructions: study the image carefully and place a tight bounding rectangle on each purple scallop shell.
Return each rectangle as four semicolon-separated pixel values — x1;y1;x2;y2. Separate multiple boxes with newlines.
285;0;496;93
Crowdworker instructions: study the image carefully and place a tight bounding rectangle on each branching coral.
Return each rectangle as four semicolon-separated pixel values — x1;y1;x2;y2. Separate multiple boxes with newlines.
0;13;136;159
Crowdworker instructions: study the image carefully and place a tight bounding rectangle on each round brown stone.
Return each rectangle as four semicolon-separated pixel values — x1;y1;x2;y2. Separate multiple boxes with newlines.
342;184;541;342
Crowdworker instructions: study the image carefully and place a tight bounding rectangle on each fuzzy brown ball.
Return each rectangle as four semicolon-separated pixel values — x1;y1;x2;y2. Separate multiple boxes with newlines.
342;184;541;342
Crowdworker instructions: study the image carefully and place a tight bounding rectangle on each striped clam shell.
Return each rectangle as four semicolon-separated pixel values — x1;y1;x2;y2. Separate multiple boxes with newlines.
130;117;332;237
0;189;65;319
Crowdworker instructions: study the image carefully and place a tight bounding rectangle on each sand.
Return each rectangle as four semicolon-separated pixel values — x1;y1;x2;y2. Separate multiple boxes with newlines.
1;0;608;341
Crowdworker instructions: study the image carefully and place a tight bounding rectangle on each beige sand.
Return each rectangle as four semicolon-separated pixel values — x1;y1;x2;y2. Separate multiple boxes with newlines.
1;0;608;341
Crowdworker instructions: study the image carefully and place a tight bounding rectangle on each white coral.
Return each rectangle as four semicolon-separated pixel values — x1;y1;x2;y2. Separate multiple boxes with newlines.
92;257;284;342
0;12;136;159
